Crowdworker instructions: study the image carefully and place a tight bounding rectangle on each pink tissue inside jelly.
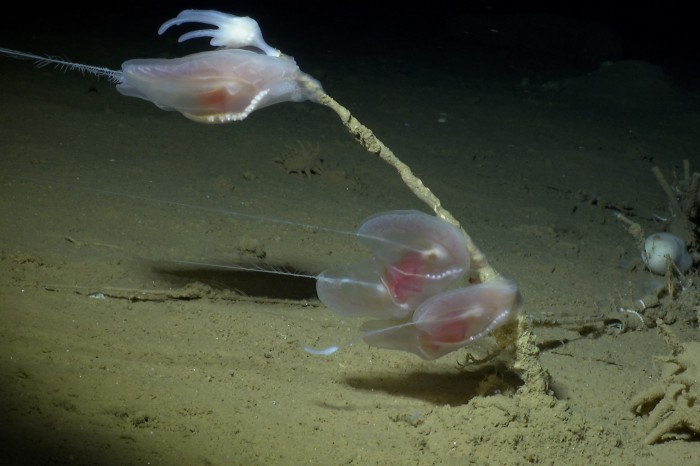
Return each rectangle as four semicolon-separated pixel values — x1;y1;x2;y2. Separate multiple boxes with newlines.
384;251;427;303
198;87;233;112
421;313;470;350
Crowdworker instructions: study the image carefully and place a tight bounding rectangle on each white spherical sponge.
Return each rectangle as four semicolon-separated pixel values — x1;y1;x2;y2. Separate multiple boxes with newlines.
642;232;692;275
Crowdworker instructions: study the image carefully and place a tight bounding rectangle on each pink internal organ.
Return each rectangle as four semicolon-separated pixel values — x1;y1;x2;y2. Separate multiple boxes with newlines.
419;312;471;351
383;251;430;303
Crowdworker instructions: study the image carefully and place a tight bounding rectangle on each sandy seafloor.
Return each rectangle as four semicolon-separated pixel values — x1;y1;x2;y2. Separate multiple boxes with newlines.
0;4;699;465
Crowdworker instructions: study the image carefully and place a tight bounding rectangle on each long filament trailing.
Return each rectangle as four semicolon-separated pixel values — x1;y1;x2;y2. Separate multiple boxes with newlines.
0;47;124;83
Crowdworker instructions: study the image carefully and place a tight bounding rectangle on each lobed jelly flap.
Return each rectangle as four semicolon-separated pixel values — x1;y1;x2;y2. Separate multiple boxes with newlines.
316;259;414;319
356;210;470;308
361;280;522;360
